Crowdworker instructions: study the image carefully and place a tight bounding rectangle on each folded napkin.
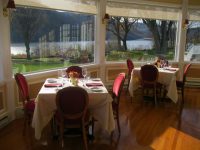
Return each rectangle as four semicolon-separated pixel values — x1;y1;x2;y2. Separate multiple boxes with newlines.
165;68;177;71
91;79;101;81
86;83;103;87
44;83;62;87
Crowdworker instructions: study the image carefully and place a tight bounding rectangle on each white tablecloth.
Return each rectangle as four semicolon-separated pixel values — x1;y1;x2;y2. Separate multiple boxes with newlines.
128;67;179;103
32;78;115;140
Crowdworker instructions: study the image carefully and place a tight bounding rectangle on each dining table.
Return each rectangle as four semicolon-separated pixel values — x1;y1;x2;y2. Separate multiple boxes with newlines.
128;67;179;103
32;78;115;140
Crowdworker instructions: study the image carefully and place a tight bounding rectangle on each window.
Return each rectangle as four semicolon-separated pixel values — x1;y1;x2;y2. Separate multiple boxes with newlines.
105;17;177;62
185;9;200;62
105;2;178;62
10;7;95;74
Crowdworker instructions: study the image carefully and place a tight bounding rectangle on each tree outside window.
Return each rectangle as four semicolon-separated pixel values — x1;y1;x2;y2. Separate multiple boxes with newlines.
106;16;177;62
185;21;200;62
10;7;95;74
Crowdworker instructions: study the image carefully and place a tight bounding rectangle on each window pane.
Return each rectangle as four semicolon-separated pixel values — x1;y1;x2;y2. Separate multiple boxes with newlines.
185;21;200;62
10;7;95;74
105;17;177;62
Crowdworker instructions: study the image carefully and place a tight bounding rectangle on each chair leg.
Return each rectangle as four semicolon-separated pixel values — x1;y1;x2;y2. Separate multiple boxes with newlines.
116;110;121;136
91;118;95;139
154;87;157;105
59;124;64;148
23;115;27;135
51;117;59;140
23;112;33;136
181;88;184;106
110;130;114;144
178;88;184;116
126;77;130;93
82;125;88;150
27;113;32;125
162;86;167;100
142;87;144;100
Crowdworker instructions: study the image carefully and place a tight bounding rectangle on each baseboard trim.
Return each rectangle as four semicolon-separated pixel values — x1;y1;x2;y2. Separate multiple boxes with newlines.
0;114;10;129
186;77;200;88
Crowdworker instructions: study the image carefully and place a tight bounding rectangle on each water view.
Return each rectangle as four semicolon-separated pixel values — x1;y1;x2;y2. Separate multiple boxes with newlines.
11;39;153;55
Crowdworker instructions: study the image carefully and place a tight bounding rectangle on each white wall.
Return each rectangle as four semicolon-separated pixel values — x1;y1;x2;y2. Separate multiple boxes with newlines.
0;0;15;120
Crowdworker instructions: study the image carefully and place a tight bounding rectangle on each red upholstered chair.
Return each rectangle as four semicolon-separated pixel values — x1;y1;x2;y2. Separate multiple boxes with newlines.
126;59;134;92
14;73;35;135
176;63;192;107
66;66;84;78
140;65;161;105
112;73;126;135
55;86;90;149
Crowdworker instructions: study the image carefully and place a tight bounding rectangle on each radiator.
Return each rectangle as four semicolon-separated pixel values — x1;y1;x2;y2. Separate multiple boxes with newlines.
0;115;9;129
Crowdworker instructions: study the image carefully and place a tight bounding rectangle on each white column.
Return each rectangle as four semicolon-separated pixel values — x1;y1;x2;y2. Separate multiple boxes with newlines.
177;0;188;80
95;0;107;83
0;0;16;120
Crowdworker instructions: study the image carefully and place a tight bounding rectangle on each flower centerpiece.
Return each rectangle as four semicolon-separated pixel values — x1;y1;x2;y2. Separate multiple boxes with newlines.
68;71;79;86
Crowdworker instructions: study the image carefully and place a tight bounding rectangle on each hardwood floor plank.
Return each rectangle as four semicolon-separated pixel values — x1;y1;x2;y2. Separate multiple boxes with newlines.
0;87;200;150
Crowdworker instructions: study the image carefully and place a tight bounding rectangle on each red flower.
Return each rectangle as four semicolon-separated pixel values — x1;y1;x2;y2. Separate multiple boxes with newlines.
68;71;79;78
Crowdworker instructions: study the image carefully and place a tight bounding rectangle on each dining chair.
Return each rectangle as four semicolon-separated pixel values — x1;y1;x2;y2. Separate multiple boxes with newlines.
176;63;192;107
66;66;84;78
112;73;126;135
140;64;161;105
55;86;91;149
14;73;35;135
126;59;134;93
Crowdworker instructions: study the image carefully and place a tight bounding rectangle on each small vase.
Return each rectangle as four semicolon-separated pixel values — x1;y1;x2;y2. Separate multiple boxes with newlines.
70;77;78;86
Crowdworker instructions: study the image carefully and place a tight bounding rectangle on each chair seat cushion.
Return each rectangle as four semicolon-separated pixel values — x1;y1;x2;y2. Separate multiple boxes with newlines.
24;99;35;113
176;80;183;88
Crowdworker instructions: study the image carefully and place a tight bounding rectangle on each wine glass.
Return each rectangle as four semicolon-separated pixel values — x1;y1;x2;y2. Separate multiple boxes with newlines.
58;69;66;78
57;69;66;86
82;68;87;79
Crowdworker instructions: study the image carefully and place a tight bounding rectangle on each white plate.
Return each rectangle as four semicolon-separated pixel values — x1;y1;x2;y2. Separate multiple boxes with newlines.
90;87;103;92
47;78;57;83
91;78;101;81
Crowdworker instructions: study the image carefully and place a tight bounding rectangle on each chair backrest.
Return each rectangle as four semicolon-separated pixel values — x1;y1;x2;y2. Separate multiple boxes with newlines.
66;66;84;78
14;73;30;105
112;73;126;104
140;64;159;84
56;87;89;121
126;59;134;75
183;63;192;84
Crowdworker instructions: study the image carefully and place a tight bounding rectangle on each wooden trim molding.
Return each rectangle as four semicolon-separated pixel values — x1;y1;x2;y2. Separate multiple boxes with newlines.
0;84;7;117
105;64;127;83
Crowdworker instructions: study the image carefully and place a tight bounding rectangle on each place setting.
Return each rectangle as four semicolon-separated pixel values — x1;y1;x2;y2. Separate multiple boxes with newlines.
89;86;104;92
44;78;63;88
85;81;105;93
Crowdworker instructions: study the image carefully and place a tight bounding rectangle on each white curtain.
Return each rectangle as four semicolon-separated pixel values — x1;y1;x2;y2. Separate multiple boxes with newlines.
189;9;200;21
106;2;180;20
15;0;97;14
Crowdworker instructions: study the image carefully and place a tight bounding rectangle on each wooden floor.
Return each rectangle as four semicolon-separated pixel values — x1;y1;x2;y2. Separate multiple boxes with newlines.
1;87;200;150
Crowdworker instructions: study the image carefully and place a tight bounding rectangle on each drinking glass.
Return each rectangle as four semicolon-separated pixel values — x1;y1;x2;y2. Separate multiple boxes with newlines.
86;75;90;82
58;69;66;78
82;68;87;79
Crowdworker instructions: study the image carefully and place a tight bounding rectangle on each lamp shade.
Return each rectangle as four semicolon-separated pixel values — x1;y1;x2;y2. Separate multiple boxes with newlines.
184;19;189;25
102;13;110;24
104;13;110;20
7;0;16;9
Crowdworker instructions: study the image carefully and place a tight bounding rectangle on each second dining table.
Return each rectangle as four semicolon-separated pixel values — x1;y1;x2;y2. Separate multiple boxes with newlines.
32;78;115;140
128;67;179;103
